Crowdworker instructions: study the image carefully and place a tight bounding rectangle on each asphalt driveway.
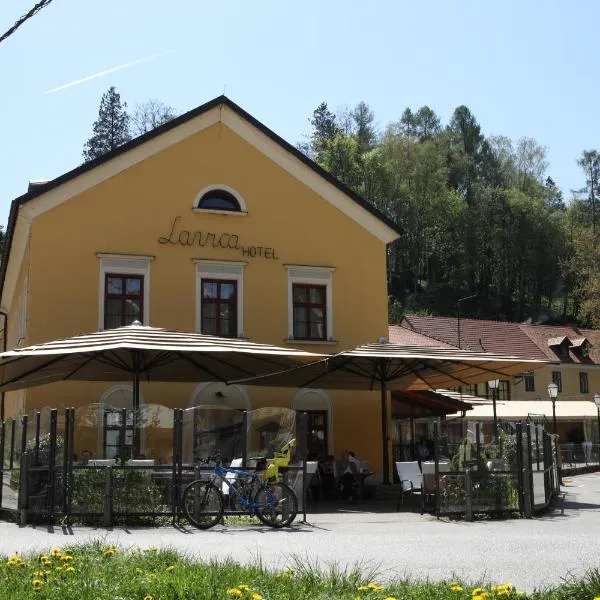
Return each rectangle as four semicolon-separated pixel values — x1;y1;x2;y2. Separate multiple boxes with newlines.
1;472;599;593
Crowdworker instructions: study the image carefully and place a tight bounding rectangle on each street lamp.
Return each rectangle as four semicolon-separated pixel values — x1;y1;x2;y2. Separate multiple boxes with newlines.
548;382;559;435
594;393;600;459
488;379;500;441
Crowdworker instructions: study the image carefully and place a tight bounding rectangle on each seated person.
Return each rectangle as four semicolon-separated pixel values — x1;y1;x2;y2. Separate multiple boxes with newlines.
339;450;361;503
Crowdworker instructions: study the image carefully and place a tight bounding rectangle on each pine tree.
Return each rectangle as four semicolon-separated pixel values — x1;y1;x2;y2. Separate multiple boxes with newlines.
83;87;131;162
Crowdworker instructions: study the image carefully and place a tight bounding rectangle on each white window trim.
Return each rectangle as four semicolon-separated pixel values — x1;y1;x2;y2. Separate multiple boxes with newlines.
286;265;335;342
192;184;248;214
195;259;245;337
97;253;153;330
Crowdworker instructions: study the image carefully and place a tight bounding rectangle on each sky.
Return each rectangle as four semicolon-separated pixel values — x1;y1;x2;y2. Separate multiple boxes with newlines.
1;0;599;226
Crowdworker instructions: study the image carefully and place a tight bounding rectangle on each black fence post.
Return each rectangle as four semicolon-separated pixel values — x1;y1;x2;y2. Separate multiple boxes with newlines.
475;423;481;459
103;467;113;527
119;408;127;462
9;419;15;470
176;409;183;514
0;420;5;508
301;411;309;523
47;409;57;526
524;423;533;518
62;408;75;520
18;451;30;526
465;467;473;522
20;414;28;458
516;422;524;517
67;406;75;519
240;410;248;468
34;411;41;465
171;409;179;521
434;421;440;519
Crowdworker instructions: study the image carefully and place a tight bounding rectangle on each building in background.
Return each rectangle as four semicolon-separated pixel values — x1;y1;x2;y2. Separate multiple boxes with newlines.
396;316;600;443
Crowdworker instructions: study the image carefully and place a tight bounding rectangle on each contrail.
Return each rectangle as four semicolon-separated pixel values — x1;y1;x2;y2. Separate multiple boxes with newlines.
43;50;174;94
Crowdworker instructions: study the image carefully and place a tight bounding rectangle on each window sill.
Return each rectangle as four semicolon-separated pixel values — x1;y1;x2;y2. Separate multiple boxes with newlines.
284;338;339;346
192;208;248;217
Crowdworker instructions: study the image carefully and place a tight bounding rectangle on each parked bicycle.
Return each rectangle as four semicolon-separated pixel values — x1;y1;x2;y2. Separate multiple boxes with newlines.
181;455;298;529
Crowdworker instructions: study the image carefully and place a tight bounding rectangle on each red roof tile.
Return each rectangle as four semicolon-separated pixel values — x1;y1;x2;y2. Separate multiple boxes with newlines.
388;325;453;347
400;315;549;360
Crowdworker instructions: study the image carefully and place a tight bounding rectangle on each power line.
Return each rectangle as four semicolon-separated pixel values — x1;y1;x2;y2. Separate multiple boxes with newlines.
0;0;55;46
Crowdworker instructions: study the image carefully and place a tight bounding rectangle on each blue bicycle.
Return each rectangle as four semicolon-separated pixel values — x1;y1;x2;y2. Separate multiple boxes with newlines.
181;456;298;529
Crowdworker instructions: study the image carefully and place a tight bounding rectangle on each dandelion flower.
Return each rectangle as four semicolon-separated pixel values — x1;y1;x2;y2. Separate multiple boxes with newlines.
166;565;176;572
60;555;73;562
472;594;488;600
238;585;250;591
144;596;153;600
451;585;464;592
65;566;75;573
358;586;369;592
32;579;43;590
383;597;397;600
50;547;61;556
32;570;45;578
227;589;243;598
103;549;116;558
251;594;264;600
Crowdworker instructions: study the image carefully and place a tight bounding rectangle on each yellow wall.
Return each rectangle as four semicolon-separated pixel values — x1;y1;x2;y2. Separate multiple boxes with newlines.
4;120;391;473
512;365;600;402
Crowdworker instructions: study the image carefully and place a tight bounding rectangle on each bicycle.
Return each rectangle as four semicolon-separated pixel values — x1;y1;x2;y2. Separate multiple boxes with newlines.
181;455;298;530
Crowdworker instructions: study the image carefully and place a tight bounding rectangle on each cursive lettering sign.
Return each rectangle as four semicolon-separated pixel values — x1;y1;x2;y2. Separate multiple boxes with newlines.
158;217;278;260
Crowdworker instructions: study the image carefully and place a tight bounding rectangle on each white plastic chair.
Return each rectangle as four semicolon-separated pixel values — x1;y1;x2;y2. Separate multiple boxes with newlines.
395;461;423;512
222;458;243;496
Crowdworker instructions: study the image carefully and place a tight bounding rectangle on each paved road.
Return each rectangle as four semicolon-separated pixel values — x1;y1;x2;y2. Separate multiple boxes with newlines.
1;473;600;593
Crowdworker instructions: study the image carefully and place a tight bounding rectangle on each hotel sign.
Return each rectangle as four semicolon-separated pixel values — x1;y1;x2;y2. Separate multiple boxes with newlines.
159;217;279;260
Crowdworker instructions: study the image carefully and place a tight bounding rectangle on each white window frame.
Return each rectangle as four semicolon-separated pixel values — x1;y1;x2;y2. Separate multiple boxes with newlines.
286;265;335;342
97;254;153;330
195;260;245;337
192;184;248;216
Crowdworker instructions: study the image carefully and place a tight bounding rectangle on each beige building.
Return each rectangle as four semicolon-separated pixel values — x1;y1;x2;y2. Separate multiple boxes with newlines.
395;316;600;443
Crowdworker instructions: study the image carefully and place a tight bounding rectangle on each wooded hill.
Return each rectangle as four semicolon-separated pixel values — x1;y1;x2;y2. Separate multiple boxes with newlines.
299;102;600;328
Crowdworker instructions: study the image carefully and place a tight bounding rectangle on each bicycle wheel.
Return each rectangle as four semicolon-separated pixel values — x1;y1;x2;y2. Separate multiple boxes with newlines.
253;482;298;528
182;480;224;530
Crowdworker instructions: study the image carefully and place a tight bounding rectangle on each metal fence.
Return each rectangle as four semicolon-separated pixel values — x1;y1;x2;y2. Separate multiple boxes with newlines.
434;421;560;520
1;408;310;526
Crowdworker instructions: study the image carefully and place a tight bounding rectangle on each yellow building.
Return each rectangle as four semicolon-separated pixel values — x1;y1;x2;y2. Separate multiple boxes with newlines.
0;96;400;473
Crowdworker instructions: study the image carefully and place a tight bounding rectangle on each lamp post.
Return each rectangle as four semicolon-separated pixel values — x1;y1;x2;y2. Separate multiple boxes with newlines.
456;294;477;349
594;393;600;462
488;379;500;442
548;382;559;435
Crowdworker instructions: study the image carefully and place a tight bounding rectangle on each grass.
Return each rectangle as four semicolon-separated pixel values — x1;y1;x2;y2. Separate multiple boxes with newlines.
0;542;598;599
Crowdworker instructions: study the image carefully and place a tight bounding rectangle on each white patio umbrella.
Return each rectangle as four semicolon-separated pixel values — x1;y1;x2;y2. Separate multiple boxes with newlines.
0;322;323;454
230;341;553;483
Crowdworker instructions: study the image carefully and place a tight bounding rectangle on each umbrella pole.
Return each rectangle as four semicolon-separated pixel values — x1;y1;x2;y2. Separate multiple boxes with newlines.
132;352;141;458
381;377;390;485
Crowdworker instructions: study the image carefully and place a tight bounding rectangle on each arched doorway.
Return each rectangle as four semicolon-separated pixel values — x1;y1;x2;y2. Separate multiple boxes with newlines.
188;383;250;462
98;384;146;459
292;389;331;460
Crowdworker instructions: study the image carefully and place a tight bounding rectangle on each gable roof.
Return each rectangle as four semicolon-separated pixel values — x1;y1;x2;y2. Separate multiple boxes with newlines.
401;314;600;365
400;315;549;360
519;324;600;364
1;95;401;308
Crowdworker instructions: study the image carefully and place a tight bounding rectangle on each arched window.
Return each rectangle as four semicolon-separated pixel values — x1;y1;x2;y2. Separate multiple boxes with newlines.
197;190;241;212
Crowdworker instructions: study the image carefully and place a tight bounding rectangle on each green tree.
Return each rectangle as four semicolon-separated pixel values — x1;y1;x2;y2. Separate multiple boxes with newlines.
310;102;339;162
352;101;376;152
577;150;600;234
83;87;131;162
